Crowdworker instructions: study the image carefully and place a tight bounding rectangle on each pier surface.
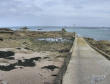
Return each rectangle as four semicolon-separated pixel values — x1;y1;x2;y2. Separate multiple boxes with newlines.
63;37;110;84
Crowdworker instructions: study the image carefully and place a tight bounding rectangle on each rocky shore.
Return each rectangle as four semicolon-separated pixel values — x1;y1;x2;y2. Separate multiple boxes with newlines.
85;37;110;55
0;28;74;84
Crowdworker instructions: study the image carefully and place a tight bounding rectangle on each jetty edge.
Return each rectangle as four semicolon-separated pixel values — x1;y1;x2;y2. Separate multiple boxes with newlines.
54;32;77;84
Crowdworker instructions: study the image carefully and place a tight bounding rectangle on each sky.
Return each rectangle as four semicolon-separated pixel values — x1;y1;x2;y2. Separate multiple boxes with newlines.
0;0;110;27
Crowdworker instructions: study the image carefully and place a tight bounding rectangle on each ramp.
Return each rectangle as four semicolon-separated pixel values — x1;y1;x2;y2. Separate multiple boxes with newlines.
63;37;110;84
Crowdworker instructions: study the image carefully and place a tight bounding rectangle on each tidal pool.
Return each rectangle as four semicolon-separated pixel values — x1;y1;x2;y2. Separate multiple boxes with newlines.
36;38;72;42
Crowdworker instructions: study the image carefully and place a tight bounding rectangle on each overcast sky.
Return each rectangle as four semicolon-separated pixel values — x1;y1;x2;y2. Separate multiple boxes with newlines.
0;0;110;27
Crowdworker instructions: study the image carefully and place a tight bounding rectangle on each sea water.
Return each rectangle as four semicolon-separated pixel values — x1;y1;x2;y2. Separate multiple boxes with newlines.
10;26;110;40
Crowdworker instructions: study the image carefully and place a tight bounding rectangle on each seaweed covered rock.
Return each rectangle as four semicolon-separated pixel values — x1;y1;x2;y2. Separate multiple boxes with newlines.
17;57;41;67
0;51;15;58
0;37;3;41
42;65;59;71
0;63;16;71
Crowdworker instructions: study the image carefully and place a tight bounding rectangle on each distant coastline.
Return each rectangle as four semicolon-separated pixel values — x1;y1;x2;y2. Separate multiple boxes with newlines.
0;26;110;40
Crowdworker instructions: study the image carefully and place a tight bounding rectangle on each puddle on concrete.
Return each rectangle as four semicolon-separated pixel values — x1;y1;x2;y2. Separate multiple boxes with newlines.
91;75;106;84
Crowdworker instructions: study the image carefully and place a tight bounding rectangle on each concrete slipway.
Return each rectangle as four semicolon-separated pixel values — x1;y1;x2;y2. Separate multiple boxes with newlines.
63;37;110;84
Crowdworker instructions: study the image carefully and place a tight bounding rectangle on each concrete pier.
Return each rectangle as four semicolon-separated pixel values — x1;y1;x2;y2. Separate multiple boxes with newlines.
63;37;110;84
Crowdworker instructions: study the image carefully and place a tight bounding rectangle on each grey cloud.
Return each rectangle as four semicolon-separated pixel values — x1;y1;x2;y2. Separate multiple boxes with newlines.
0;0;110;26
0;0;42;16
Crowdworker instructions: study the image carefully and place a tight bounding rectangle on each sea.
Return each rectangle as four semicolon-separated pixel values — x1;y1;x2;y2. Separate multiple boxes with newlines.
8;26;110;41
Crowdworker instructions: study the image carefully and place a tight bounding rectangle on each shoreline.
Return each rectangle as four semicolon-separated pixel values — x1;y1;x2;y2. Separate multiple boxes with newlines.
0;28;74;84
0;27;110;40
85;37;110;57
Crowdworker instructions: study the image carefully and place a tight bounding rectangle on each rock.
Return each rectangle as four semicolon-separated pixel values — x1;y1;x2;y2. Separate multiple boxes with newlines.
16;47;21;50
0;51;15;58
0;38;3;41
0;63;16;71
41;65;59;71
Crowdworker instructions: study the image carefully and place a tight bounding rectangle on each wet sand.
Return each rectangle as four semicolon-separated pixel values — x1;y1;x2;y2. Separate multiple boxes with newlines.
0;48;65;84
